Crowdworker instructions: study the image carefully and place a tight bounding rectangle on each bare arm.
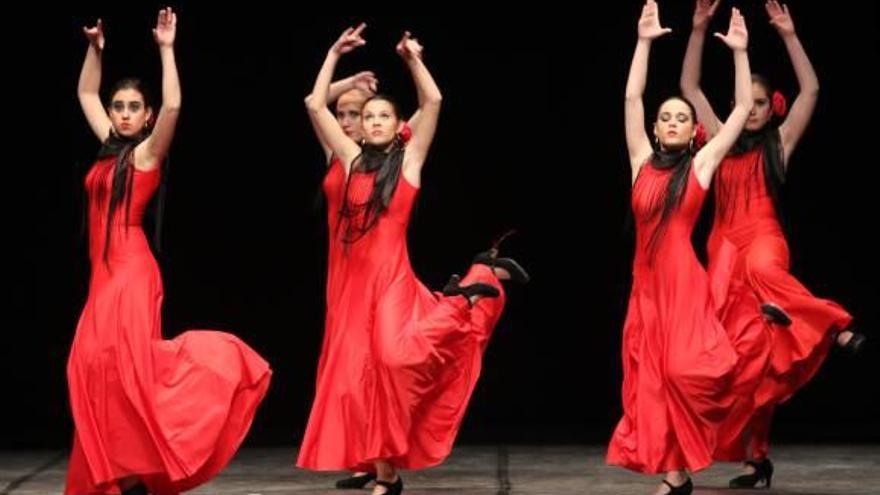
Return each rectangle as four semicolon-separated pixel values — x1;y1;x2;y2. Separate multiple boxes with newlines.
77;19;112;142
680;0;723;137
304;24;367;174
305;71;377;161
134;8;181;171
626;0;672;184
694;8;753;188
766;0;819;167
398;32;442;187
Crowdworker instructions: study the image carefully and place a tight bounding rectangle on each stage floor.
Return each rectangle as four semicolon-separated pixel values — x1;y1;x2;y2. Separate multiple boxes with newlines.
2;445;878;494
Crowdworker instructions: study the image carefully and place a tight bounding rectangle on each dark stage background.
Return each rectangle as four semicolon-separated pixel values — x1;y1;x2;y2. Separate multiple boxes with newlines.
4;1;878;449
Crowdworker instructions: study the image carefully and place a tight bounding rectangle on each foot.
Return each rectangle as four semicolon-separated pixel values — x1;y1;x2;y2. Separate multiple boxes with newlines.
372;475;402;495
335;471;376;489
760;302;791;326
472;250;530;284
837;329;866;354
654;472;691;495
442;274;500;306
729;458;773;489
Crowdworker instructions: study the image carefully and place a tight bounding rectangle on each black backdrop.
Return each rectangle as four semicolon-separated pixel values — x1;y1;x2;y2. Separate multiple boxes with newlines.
4;1;878;449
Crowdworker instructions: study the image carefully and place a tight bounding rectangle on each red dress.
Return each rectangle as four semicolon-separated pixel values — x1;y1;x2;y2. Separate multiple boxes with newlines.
607;164;738;474
708;148;852;460
66;157;272;495
297;158;505;471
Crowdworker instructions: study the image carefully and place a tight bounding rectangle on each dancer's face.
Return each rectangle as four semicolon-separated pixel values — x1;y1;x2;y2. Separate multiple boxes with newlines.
108;88;152;137
336;89;367;142
654;98;695;151
361;99;403;148
746;82;773;132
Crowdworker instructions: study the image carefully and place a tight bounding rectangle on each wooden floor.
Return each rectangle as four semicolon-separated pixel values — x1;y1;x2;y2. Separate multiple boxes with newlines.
2;444;878;494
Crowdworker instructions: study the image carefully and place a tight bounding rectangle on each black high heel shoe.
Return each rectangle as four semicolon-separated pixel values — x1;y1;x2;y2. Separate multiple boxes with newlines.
760;302;792;326
661;477;693;494
335;472;376;489
729;458;774;489
442;274;500;306
121;483;149;495
837;328;867;355
375;476;403;495
472;230;530;284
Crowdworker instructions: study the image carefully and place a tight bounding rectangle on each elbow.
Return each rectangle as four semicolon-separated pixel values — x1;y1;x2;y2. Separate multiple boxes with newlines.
77;88;98;100
305;95;324;114
425;91;443;107
679;80;698;98
163;99;182;114
732;104;750;121
804;83;819;98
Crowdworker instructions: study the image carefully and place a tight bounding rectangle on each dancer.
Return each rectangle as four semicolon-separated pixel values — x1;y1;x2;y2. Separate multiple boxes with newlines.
607;2;752;494
305;69;421;494
680;1;865;487
67;9;271;494
298;23;528;495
